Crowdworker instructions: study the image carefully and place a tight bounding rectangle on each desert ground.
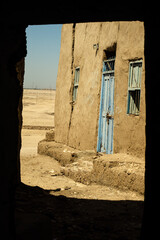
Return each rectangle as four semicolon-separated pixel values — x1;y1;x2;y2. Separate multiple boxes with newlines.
17;89;144;240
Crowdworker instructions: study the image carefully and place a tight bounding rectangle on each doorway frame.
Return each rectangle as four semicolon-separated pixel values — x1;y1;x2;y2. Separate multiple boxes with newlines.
97;57;115;154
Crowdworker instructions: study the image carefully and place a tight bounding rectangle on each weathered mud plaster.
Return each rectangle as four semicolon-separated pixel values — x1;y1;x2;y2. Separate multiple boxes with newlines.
55;24;73;144
67;23;76;144
55;21;145;159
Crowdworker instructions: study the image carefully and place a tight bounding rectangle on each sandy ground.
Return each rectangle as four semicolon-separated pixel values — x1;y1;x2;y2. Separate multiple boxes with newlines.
22;89;55;127
18;89;144;239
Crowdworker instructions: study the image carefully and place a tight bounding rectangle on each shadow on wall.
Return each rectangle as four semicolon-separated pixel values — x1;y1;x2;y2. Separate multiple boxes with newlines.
15;183;144;240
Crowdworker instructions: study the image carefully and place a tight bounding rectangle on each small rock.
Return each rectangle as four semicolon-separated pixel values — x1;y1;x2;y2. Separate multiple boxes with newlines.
51;173;58;176
64;186;71;190
49;169;58;176
52;188;61;192
127;169;132;175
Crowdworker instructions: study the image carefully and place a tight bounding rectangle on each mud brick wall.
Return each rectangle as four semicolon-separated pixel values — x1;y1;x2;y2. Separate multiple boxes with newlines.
55;22;145;158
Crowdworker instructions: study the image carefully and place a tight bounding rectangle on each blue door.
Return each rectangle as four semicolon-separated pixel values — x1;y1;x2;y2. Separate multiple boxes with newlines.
97;58;115;154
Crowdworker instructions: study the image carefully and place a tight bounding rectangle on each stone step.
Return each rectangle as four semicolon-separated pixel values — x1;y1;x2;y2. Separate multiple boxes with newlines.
38;139;95;166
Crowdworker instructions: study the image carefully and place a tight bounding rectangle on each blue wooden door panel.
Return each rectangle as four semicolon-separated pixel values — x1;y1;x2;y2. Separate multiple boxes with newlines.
107;118;113;153
97;59;115;154
97;72;104;152
102;75;109;152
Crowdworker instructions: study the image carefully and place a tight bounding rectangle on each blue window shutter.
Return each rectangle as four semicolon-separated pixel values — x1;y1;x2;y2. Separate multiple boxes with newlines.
127;60;142;115
73;67;80;102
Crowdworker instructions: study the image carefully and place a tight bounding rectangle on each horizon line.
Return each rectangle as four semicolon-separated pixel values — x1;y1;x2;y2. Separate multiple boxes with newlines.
24;87;56;90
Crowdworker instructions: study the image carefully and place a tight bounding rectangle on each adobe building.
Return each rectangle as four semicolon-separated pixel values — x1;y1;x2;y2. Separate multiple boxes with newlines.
54;22;145;159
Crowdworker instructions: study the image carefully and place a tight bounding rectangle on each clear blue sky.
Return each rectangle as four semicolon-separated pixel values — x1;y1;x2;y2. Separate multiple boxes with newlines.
24;24;62;89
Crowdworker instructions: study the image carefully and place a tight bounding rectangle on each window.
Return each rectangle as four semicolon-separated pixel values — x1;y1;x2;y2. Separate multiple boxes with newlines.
103;57;115;72
127;60;142;115
73;67;80;102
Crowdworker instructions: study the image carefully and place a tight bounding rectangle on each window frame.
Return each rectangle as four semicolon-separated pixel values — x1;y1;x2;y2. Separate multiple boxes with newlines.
127;60;142;115
72;67;80;102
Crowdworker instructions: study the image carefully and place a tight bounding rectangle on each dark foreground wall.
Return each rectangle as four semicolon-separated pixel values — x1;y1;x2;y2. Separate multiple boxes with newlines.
0;4;159;239
0;23;27;239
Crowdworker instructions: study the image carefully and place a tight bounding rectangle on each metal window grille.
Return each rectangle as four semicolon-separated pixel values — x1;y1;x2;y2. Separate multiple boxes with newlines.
103;57;115;73
127;60;142;115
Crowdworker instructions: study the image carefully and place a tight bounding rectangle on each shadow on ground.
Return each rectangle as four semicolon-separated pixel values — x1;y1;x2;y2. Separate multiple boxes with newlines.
15;182;144;240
